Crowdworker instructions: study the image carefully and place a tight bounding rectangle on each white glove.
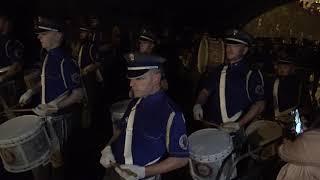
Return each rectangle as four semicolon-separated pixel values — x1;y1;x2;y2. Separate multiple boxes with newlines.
99;145;115;168
115;164;145;180
32;103;58;117
221;122;240;133
19;89;33;105
193;104;203;120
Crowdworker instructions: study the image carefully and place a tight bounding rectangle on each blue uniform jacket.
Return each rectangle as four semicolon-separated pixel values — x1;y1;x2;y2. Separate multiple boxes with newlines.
204;60;264;124
43;48;81;103
112;91;189;166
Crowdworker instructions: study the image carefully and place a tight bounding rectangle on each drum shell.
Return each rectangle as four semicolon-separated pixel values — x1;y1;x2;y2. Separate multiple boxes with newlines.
0;115;51;173
188;128;234;180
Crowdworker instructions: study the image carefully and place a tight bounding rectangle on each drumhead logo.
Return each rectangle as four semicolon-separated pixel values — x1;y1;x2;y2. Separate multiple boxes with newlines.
195;162;213;178
0;148;16;164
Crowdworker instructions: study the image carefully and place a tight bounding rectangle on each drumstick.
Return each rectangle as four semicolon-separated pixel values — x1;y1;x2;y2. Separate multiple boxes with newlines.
10;108;34;112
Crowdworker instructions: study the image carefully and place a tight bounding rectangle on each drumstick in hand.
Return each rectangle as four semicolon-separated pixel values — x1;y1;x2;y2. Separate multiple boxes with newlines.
10;108;34;112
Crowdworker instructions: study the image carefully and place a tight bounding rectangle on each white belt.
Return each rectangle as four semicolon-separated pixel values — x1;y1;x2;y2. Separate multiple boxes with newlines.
124;98;142;164
219;65;242;123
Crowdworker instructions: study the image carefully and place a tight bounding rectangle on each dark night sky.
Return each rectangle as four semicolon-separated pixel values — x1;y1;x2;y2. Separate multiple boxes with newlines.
7;0;293;32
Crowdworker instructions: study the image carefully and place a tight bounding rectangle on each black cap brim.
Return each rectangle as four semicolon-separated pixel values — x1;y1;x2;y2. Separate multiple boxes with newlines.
34;26;60;34
139;36;154;43
276;60;294;65
127;69;149;79
34;28;49;34
224;38;249;46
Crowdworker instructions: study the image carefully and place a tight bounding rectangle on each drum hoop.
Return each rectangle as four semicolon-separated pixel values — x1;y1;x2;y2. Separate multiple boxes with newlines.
3;149;51;173
0;121;44;147
190;144;233;163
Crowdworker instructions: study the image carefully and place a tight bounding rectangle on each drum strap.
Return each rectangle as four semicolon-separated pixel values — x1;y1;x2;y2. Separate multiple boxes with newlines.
124;98;142;165
219;65;242;123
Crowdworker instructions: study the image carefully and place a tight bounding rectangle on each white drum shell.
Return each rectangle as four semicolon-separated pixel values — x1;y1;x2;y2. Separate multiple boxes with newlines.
188;128;233;180
0;115;51;173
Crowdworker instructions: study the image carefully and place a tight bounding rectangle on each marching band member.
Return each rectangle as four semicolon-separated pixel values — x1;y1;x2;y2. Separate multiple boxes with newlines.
193;29;265;147
100;53;189;180
19;16;83;180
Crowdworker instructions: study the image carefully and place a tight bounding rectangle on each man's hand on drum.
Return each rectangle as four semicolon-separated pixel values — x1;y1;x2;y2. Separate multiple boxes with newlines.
115;164;145;180
32;103;58;117
221;122;240;133
19;89;34;106
100;145;116;168
193;104;203;120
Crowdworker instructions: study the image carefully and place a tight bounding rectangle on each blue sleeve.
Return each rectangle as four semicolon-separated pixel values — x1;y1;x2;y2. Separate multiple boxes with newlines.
62;58;81;90
167;112;189;157
248;70;265;102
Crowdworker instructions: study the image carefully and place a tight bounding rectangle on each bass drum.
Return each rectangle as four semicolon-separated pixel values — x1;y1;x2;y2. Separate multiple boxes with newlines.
197;35;225;74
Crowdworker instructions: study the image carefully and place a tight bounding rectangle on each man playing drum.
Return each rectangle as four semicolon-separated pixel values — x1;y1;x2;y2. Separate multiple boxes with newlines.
100;53;189;180
193;29;265;147
18;16;83;180
264;50;312;122
74;19;104;129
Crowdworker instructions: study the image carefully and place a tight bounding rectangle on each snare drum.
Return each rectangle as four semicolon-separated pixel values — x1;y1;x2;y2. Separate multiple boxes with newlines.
0;115;51;173
188;128;234;180
245;120;283;160
110;99;131;132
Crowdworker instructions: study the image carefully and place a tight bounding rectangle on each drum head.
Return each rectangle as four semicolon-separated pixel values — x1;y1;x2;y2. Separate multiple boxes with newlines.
246;120;282;146
189;128;232;161
0;115;41;142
